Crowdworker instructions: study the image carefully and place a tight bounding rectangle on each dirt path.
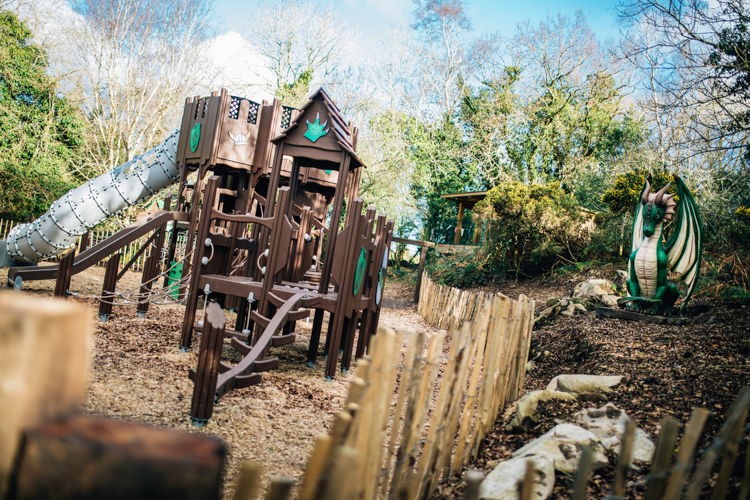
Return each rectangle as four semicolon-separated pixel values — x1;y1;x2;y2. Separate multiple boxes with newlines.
0;267;437;498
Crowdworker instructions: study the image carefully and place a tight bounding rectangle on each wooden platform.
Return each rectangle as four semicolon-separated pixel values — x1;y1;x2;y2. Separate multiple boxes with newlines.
595;307;688;325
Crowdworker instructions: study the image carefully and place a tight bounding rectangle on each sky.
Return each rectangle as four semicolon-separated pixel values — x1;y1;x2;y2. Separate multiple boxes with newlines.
212;0;624;60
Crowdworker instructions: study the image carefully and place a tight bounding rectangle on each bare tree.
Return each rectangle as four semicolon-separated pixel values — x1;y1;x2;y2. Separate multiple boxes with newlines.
411;0;474;118
617;0;750;163
244;0;356;106
61;0;216;175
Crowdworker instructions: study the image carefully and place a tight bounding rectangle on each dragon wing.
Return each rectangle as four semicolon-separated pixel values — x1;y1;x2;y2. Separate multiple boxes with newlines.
627;180;648;282
664;175;703;315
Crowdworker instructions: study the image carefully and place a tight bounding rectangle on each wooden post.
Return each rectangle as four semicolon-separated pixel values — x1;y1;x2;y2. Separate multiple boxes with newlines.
661;407;711;500
137;252;159;318
414;245;428;303
189;302;226;426
644;416;680;500
233;462;263;500
180;176;220;349
454;202;464;244
571;446;594;500
612;419;636;497
0;294;92;498
463;471;485;500
79;231;90;253
99;254;121;322
54;249;75;298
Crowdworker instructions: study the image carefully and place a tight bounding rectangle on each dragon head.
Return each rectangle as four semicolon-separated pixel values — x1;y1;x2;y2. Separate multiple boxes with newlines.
641;175;677;237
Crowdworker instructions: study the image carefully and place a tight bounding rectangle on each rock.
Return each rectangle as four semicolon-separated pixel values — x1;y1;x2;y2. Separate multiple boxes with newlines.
543;351;550;357
535;306;556;324
512;423;608;474
614;270;628;294
572;403;655;464
479;456;555;500
573;279;619;305
573;303;588;313
526;360;536;373
546;375;622;397
601;295;620;307
507;390;578;431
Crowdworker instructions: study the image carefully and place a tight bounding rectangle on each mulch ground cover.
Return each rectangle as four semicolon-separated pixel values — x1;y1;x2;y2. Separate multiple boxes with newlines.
433;266;750;500
4;263;749;499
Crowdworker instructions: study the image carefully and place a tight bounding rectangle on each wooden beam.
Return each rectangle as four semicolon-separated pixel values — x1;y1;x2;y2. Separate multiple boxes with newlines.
391;237;435;248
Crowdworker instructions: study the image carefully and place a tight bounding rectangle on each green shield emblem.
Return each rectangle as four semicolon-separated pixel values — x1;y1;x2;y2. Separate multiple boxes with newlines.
353;247;367;296
190;123;201;152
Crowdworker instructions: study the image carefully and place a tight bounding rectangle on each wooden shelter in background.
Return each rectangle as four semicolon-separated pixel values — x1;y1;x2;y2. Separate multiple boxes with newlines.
437;190;488;253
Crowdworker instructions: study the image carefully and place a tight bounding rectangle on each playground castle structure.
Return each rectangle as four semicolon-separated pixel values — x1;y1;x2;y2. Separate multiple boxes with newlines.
0;88;393;423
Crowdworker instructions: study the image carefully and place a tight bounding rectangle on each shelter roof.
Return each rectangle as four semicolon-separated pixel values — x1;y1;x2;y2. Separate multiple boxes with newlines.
271;87;365;170
440;191;489;210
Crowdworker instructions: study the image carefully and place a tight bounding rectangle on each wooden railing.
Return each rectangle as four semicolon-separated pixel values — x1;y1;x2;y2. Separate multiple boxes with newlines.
0;218;188;274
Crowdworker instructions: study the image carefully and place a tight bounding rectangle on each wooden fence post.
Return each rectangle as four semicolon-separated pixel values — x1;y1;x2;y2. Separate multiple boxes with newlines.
189;302;226;427
414;245;428;303
137;252;159;318
53;249;76;298
99;254;121;322
79;231;90;253
0;294;92;498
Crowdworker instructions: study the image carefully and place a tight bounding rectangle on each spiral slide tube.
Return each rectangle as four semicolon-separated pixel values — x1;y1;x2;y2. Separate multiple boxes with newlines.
0;130;181;266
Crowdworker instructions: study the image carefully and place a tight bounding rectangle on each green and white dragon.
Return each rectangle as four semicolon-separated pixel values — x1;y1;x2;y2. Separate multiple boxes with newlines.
620;174;703;316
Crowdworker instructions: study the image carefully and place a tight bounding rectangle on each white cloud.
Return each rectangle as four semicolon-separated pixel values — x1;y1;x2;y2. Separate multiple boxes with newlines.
202;31;276;102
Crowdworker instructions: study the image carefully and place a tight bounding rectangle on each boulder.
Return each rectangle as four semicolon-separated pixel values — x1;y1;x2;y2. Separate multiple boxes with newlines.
546;375;622;397
601;295;620;307
479;456;555;500
507;390;578;431
512;423;608;474
573;279;620;305
572;403;655;464
560;302;576;317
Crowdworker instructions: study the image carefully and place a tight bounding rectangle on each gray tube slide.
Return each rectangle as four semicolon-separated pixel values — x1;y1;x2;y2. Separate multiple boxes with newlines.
1;130;181;266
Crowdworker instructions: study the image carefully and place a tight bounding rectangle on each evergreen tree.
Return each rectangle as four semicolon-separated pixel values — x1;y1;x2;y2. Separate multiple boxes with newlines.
0;11;85;221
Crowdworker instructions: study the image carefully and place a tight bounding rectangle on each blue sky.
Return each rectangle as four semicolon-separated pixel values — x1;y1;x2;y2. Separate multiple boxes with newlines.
212;0;623;58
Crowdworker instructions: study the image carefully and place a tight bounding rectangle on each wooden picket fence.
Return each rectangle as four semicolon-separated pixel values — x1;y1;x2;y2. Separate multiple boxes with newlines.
0;218;19;240
0;218;188;273
252;284;534;500
417;273;495;329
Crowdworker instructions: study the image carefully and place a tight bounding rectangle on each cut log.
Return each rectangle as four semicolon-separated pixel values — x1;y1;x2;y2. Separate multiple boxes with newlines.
11;416;225;500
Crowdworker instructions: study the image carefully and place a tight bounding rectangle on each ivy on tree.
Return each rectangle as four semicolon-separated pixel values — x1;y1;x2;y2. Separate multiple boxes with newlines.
0;11;86;221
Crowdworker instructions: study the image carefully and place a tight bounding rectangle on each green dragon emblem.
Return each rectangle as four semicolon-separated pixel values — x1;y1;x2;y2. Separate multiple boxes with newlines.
190;123;201;152
304;112;329;143
620;174;702;316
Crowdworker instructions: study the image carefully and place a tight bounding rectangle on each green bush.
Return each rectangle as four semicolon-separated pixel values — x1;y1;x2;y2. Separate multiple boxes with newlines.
474;181;595;274
730;206;750;243
602;170;676;216
425;250;501;289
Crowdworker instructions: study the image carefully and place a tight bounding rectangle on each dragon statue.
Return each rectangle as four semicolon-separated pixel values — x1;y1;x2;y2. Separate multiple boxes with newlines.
620;174;703;316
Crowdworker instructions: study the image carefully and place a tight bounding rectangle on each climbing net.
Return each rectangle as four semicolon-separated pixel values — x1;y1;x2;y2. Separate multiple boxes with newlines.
70;249;195;306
